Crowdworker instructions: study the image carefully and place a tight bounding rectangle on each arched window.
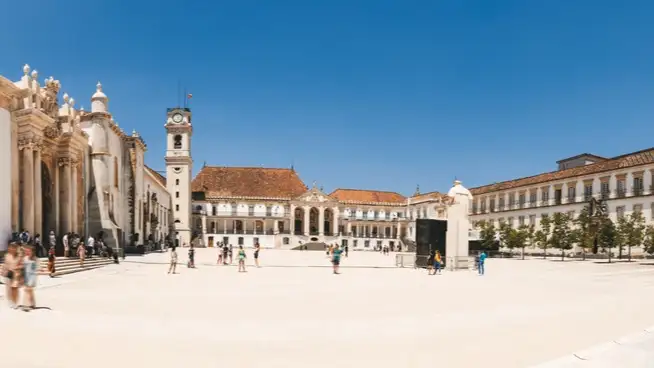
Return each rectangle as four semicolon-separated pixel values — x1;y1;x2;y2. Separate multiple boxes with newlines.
113;157;118;188
173;135;182;149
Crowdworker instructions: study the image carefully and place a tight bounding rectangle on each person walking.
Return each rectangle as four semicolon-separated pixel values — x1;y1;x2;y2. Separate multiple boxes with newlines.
228;244;234;264
63;232;69;258
434;250;443;275
187;244;195;268
168;246;178;274
2;243;23;309
77;241;86;267
427;247;436;275
48;230;56;255
253;242;261;268
47;246;56;277
237;245;247;272
217;243;224;264
33;234;43;257
331;245;344;274
222;244;229;265
22;246;39;311
478;251;487;276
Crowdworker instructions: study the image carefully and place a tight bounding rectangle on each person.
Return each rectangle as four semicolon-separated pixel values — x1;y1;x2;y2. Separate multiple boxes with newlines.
63;232;69;258
434;250;443;275
478;251;487;276
427;247;436;275
228;244;234;264
168;246;178;274
344;244;349;257
34;233;43;257
332;245;344;274
237;245;247;272
2;242;22;309
22;246;39;311
47;246;56;277
222;244;229;265
87;235;95;258
187;244;195;268
48;230;56;254
77;241;86;267
217;243;224;264
253;242;261;268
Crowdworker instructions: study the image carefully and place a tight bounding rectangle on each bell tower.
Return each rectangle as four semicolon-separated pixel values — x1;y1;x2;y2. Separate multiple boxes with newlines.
164;108;193;247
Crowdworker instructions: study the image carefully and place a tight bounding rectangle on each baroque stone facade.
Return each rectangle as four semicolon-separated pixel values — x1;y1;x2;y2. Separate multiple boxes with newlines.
0;64;172;251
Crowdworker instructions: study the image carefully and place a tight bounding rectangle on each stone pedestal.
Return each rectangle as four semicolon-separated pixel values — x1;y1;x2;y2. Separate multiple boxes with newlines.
445;180;473;270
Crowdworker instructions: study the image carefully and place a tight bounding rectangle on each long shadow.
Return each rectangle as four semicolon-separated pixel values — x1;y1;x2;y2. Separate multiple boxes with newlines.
17;305;52;311
122;260;399;269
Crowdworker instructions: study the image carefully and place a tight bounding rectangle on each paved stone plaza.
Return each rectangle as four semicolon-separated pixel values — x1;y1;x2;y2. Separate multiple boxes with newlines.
2;250;654;367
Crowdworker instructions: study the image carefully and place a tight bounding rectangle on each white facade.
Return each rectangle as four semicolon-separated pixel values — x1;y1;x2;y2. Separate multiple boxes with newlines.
470;150;654;254
165;108;193;247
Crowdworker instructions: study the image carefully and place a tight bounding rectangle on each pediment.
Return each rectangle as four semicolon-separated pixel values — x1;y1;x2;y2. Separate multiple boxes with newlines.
295;187;335;203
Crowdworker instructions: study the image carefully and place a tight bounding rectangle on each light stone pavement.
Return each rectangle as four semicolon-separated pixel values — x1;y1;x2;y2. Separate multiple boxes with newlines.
3;250;654;368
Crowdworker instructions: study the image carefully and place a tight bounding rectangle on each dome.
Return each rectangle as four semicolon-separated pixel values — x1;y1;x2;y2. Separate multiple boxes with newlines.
447;180;473;200
91;81;107;100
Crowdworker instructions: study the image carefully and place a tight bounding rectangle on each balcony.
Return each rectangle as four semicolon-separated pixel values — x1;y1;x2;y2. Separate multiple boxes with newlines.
266;211;273;217
498;205;505;211
192;209;207;215
584;194;593;202
600;192;610;200
554;198;562;205
540;199;549;206
615;189;626;198
633;187;644;196
518;202;525;209
567;196;576;204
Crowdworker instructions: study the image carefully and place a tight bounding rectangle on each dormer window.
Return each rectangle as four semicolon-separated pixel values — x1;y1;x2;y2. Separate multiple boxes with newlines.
174;135;182;149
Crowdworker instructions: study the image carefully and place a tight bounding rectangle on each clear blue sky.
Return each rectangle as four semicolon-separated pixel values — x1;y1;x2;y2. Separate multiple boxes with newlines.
3;0;654;195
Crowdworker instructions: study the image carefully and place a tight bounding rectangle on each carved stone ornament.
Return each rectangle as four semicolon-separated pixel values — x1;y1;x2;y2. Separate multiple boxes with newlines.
58;157;73;167
43;125;60;139
17;134;43;151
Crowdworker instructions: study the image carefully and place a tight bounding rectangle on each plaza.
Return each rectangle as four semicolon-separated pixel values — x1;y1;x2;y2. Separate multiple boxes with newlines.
3;249;654;367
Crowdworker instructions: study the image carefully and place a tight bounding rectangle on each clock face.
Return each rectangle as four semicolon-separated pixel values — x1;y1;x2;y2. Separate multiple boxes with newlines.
172;113;183;123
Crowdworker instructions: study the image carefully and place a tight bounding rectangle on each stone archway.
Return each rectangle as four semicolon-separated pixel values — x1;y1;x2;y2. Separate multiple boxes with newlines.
324;208;333;235
309;207;319;235
41;161;53;238
294;207;304;235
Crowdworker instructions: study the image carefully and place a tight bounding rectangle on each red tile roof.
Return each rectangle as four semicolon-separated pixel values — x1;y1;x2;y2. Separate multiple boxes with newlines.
329;189;406;205
192;166;308;199
409;191;448;202
470;148;654;196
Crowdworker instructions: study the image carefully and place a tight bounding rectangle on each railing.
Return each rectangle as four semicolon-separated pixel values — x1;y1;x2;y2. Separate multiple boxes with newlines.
554;198;562;205
195;210;287;217
600;192;610;200
633;188;644;196
615;189;626;198
567;196;575;203
584;194;593;201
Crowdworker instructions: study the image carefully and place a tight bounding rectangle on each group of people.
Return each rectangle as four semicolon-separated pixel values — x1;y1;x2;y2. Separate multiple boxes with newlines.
2;243;40;311
167;242;258;274
425;247;488;276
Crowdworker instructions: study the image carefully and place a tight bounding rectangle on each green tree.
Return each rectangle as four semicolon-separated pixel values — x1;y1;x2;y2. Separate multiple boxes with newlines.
616;211;645;261
643;224;654;254
515;224;531;260
498;222;514;254
598;216;617;263
537;214;552;259
550;212;574;261
573;206;596;260
478;220;498;251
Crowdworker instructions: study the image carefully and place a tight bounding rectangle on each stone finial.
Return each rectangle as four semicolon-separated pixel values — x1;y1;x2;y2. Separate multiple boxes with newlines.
132;129;139;137
80;106;85;112
69;97;75;107
96;81;102;91
414;185;420;196
23;64;30;75
31;70;38;79
63;93;70;102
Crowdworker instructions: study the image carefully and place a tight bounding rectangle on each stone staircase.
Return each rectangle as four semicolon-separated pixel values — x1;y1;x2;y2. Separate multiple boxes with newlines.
291;242;327;251
38;256;115;276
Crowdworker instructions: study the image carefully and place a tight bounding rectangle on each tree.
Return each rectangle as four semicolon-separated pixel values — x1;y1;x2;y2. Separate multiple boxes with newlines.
643;225;654;254
616;211;645;261
537;214;552;259
550;212;574;261
515;224;531;260
498;222;514;253
598;217;617;263
478;220;498;251
573;206;596;260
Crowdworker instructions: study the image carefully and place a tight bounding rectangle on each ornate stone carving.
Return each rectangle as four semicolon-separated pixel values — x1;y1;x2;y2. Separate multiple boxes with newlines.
17;134;43;151
43;124;60;139
58;157;73;167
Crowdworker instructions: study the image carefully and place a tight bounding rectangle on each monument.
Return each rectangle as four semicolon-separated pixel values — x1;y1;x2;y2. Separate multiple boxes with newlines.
445;180;473;270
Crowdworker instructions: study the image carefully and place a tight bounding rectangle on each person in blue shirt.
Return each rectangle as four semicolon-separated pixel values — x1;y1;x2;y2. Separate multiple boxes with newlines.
478;251;487;275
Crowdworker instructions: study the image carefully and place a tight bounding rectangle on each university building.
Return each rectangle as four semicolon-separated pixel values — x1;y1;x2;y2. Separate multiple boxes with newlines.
469;150;654;253
0;64;172;251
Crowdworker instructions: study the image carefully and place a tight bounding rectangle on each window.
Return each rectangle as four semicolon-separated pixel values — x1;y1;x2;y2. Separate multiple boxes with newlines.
472;202;478;213
175;179;180;186
567;210;575;219
364;240;370;248
507;217;514;228
238;237;244;245
499;197;505;210
554;188;562;205
283;237;289;245
518;216;525;226
489;199;495;212
567;186;576;203
248;205;255;216
173;135;182;149
175;204;179;211
633;204;642;213
212;206;217;216
175;191;179;198
584;183;593;201
542;188;549;204
509;194;516;207
529;191;537;205
253;237;259;245
634;176;644;195
601;181;610;199
617;179;626;197
529;215;536;225
353;240;358;247
113;157;118;188
616;206;625;219
377;241;382;248
480;199;486;212
518;194;525;208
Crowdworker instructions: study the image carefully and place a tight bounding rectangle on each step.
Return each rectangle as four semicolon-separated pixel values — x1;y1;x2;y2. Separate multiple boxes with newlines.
38;257;114;276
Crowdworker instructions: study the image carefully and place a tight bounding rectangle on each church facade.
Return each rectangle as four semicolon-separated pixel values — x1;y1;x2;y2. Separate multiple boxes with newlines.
0;64;172;251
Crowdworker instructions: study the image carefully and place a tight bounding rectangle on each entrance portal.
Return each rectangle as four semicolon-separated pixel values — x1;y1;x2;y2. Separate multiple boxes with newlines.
41;162;53;238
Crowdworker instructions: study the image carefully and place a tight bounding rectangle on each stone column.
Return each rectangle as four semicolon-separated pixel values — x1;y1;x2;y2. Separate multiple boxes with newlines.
54;162;60;234
10;122;18;233
346;222;352;235
60;158;72;233
396;222;401;239
289;205;295;234
21;143;35;233
201;215;207;234
33;148;42;236
71;159;78;233
318;207;324;236
0;96;13;249
223;219;226;234
332;207;339;235
303;206;310;235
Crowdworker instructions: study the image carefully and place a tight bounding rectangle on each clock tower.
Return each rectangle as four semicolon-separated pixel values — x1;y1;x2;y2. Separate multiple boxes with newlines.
165;108;193;247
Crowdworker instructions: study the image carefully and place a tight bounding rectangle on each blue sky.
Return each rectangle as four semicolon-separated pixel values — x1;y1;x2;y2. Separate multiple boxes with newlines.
2;0;654;195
